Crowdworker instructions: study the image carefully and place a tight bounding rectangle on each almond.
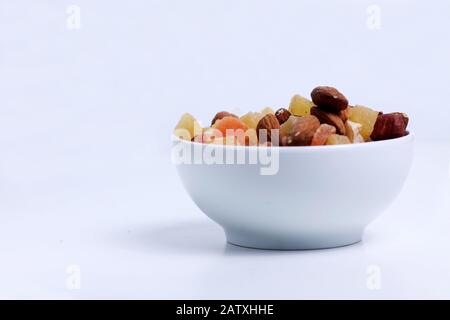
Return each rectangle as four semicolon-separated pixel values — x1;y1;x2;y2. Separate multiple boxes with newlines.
310;106;346;135
339;108;349;122
311;86;348;113
283;115;320;146
256;113;281;143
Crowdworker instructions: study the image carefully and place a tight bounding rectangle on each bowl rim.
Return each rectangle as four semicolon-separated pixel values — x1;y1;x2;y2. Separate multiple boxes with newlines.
172;132;414;152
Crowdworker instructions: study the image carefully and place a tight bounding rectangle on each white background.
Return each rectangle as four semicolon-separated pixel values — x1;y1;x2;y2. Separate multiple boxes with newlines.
0;0;450;299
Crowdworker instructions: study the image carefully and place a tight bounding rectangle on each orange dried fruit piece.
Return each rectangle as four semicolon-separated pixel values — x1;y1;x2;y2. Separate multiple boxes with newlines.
213;116;249;136
211;136;240;145
211;111;238;126
326;134;351;145
348;105;379;141
226;128;254;146
174;113;202;140
211;132;252;146
197;127;255;146
289;95;314;116
311;124;336;146
194;128;223;143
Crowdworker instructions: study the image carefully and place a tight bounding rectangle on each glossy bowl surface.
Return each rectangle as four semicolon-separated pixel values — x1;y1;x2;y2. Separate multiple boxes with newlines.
173;134;414;250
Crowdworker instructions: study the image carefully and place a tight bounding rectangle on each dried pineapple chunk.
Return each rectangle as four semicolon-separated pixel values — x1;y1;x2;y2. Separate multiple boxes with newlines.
348;105;379;141
289;95;314;116
174;113;202;140
240;112;263;129
326;134;351;145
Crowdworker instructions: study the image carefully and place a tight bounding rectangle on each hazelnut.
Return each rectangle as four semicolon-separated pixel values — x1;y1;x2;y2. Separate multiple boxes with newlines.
370;113;408;141
275;108;291;125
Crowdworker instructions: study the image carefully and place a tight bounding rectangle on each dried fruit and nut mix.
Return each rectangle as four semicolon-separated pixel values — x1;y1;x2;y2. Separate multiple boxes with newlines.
173;86;410;146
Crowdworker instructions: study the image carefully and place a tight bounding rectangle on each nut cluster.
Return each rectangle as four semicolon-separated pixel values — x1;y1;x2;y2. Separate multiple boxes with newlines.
174;86;410;146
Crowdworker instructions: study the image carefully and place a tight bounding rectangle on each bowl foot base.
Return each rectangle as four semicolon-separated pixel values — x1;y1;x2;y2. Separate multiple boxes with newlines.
225;229;362;250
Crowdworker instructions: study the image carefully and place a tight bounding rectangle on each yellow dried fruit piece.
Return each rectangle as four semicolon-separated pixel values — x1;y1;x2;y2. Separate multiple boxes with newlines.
279;116;298;138
345;120;364;143
210;134;248;146
240;112;263;129
261;107;275;115
279;115;305;146
289;95;314;116
348;105;379;141
326;134;351;145
174;113;202;140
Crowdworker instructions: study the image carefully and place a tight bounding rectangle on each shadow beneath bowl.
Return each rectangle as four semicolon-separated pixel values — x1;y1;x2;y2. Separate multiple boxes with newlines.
111;220;225;255
110;219;366;256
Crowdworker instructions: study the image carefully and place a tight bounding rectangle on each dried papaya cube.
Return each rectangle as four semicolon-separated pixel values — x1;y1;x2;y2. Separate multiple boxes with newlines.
213;116;248;136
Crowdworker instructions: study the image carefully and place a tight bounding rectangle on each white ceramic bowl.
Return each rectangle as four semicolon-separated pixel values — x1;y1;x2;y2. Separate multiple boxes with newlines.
173;133;414;250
